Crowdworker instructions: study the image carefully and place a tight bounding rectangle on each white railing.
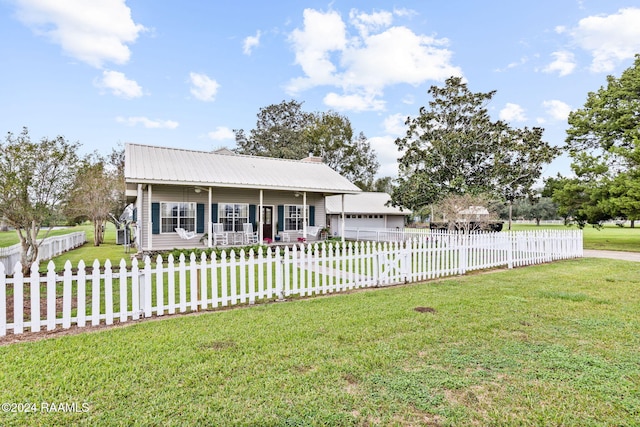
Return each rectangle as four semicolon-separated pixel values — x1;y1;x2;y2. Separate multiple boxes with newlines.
0;232;86;270
0;230;582;336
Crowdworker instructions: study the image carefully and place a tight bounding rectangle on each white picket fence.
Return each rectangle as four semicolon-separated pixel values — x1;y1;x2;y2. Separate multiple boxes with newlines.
0;231;87;271
0;230;582;336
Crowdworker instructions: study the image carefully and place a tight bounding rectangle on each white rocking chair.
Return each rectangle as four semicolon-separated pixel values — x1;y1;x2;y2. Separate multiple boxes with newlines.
243;223;259;244
175;227;197;240
212;223;228;245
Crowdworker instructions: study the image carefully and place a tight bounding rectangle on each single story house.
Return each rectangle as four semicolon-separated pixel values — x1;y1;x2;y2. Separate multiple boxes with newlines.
325;192;411;236
125;143;361;250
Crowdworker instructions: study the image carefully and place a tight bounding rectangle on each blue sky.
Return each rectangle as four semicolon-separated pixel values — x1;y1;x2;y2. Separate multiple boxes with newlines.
2;1;640;181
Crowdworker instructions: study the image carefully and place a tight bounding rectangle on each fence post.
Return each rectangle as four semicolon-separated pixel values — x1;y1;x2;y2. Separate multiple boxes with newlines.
0;262;5;336
131;258;140;320
143;256;152;317
506;232;514;269
458;234;467;275
276;248;285;301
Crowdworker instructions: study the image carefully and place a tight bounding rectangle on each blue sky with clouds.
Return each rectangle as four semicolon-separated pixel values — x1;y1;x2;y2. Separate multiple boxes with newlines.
2;0;640;180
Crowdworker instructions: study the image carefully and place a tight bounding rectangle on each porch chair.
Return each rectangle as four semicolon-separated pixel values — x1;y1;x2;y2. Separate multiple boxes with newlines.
175;227;197;240
212;223;228;245
296;225;321;243
243;223;259;244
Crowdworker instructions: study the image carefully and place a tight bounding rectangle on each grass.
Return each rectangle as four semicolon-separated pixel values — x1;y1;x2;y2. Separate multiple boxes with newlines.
0;258;638;426
510;222;640;252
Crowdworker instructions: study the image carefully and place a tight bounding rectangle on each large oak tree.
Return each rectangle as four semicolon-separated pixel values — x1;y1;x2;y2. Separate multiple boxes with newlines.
391;77;559;221
234;100;379;188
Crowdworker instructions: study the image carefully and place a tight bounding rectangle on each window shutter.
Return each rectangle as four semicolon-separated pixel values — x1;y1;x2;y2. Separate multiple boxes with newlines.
132;207;137;222
151;203;160;234
211;203;218;223
197;203;205;233
277;205;284;232
309;206;315;226
249;204;257;228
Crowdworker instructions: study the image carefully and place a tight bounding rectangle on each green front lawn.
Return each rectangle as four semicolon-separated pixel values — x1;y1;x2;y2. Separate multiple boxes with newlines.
0;258;638;426
510;222;640;252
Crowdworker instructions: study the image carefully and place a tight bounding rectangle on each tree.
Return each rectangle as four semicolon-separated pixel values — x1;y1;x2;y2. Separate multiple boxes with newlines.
564;55;640;226
432;193;499;233
0;128;80;273
235;100;379;188
235;100;314;159
391;77;559;219
64;151;125;246
512;196;558;226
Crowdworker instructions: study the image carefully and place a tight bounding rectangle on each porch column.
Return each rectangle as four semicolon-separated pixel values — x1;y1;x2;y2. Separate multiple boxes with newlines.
136;184;143;251
259;190;264;244
207;187;212;248
303;191;307;239
341;194;345;243
147;184;153;250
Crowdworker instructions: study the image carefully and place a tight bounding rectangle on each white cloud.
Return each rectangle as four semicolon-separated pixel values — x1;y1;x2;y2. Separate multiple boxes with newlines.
243;30;261;55
499;103;527;122
542;100;572;121
14;0;146;68
206;126;235;141
287;8;462;112
543;51;576;76
189;72;219;102
116;116;179;129
323;92;385;112
287;9;347;92
571;7;640;72
382;113;407;136
369;135;399;177
349;9;393;37
95;70;143;98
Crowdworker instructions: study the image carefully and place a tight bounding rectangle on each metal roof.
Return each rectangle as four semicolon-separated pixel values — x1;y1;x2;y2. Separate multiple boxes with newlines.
325;192;411;215
124;143;361;194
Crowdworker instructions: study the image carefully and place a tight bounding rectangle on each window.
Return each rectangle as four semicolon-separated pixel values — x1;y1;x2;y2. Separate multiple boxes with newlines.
161;202;196;233
284;205;308;231
219;203;248;232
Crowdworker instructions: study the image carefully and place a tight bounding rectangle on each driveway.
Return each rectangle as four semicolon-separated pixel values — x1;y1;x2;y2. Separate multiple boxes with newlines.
583;249;640;262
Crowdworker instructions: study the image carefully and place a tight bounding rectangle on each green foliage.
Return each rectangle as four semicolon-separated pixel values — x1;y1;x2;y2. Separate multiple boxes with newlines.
234;100;379;188
65;152;124;247
561;55;640;226
392;77;559;211
0;127;80;271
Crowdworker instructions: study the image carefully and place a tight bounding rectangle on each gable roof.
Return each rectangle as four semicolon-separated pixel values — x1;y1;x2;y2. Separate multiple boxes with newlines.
124;143;361;194
325;192;411;215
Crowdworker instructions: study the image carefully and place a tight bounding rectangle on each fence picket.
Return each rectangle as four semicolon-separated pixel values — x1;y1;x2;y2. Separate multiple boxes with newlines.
0;263;5;336
13;264;24;334
0;229;584;336
49;261;59;330
30;263;40;332
63;261;73;328
77;260;87;327
119;259;128;322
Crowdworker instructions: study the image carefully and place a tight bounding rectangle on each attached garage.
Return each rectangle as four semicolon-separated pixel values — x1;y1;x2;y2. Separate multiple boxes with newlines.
325;192;411;237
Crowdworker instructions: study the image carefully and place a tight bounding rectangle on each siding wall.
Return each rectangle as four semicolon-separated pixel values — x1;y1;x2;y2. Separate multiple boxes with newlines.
136;185;327;250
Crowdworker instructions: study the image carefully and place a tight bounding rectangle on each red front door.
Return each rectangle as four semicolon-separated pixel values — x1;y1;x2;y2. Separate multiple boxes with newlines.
262;206;273;240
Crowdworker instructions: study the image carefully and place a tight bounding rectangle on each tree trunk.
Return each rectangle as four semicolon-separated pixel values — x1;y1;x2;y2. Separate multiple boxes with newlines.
631;219;635;228
508;200;513;230
17;221;39;275
93;220;102;246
